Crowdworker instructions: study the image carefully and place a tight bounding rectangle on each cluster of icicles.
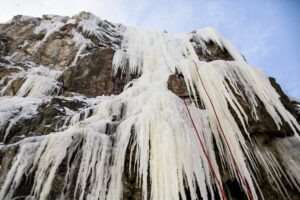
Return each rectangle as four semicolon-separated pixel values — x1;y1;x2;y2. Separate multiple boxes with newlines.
1;25;300;200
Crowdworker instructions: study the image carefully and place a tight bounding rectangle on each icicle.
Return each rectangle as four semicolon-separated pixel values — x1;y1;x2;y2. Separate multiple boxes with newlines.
16;66;61;98
0;65;61;98
0;137;43;200
77;13;104;40
71;29;94;66
192;27;245;62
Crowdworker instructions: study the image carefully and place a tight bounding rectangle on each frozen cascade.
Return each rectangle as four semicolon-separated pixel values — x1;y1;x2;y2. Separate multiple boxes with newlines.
0;62;63;142
111;26;300;199
0;22;299;200
0;81;224;200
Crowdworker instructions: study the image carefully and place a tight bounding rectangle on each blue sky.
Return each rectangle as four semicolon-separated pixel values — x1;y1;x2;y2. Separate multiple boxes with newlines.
0;0;299;97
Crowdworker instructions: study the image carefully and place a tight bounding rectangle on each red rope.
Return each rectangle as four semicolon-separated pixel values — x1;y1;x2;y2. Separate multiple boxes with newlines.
168;66;228;200
192;60;254;200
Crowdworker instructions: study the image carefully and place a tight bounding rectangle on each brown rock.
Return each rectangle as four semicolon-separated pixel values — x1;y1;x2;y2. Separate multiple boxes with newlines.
0;33;12;56
0;97;88;144
191;38;234;62
62;48;129;97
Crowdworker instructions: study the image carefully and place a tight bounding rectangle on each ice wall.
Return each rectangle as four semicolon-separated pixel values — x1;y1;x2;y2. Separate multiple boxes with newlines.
0;20;299;200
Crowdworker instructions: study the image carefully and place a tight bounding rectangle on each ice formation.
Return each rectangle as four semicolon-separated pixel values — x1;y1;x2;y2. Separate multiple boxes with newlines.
0;96;42;142
1;66;61;98
0;16;299;200
78;13;103;39
71;29;94;65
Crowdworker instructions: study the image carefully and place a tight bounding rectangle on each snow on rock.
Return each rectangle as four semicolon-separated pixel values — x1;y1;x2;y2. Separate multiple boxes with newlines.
32;16;67;53
75;11;123;50
71;29;94;66
2;11;122;68
193;28;245;62
0;96;42;142
289;96;300;115
77;12;103;39
1;65;62;98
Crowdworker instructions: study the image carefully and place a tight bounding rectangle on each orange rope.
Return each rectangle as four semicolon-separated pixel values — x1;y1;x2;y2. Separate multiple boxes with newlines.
168;65;228;200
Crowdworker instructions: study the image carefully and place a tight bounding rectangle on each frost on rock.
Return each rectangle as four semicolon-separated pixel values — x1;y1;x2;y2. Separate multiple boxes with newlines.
32;16;67;53
0;96;42;142
192;28;245;62
77;12;123;49
0;16;299;200
77;13;103;39
1;65;62;98
26;11;122;66
71;29;94;65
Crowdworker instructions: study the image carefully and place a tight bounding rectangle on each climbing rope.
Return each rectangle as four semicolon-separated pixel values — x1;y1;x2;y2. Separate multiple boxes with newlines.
192;60;254;200
167;64;228;200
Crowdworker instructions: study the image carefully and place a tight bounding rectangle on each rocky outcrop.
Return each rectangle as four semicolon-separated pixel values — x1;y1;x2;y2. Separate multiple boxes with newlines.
1;97;88;144
191;37;234;62
62;48;129;97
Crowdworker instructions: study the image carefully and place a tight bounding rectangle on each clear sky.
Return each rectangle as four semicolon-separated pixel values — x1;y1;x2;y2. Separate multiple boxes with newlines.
0;0;299;98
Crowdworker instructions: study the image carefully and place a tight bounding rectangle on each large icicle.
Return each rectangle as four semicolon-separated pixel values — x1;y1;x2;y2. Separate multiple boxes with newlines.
104;75;223;200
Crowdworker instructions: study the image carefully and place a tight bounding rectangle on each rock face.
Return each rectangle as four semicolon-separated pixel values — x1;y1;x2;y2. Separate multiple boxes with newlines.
0;11;299;200
62;48;131;97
